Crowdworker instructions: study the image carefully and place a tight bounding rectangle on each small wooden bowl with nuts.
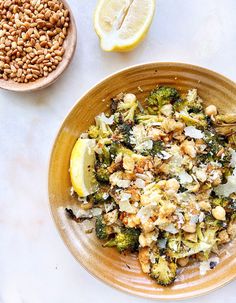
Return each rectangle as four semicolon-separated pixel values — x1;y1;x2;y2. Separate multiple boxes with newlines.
0;0;77;92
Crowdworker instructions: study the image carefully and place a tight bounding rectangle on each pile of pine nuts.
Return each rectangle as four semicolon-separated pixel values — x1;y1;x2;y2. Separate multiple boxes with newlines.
0;0;70;83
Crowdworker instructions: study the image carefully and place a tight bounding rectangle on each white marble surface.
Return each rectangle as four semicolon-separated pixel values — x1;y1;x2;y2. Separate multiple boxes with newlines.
1;0;236;302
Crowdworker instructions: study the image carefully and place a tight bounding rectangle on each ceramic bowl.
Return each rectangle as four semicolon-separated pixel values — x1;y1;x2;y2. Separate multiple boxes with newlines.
48;62;236;300
0;0;77;92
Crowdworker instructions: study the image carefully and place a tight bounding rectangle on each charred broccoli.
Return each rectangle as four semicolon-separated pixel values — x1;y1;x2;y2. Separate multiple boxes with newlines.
97;145;111;166
116;123;133;147
109;142;134;158
150;256;177;286
95;216;110;240
147;86;180;114
166;226;218;259
136;114;163;125
92;186;110;203
104;227;140;252
173;91;202;113
114;93;139;123
95;164;110;183
140;141;164;157
88;113;113;139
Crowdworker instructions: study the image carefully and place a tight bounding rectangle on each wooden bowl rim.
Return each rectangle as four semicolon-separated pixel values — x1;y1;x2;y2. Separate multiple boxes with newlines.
0;0;77;92
48;62;236;300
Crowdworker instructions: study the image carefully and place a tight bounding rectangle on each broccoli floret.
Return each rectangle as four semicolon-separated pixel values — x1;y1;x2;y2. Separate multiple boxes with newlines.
116;123;133;147
88;125;100;138
174;99;202;114
211;197;236;215
95;216;110;240
150;256;177;286
179;112;208;128
173;89;203;113
114;94;139;123
97;145;111;166
109;142;122;158
92;186;110;203
147;86;180;114
104;227;140;252
109;142;134;159
141;141;164;157
204;214;227;228
88;114;113;139
136;114;164;125
95;164;110;183
202;130;228;162
167;226;218;259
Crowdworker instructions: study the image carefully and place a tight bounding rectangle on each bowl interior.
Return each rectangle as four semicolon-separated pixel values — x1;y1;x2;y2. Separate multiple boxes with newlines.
48;63;236;300
0;0;76;92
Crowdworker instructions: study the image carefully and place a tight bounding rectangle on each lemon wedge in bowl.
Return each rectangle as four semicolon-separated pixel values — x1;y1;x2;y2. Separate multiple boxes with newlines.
94;0;155;51
70;138;98;197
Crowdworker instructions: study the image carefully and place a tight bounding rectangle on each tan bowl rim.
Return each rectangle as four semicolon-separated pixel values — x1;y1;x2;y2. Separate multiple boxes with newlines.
48;62;236;300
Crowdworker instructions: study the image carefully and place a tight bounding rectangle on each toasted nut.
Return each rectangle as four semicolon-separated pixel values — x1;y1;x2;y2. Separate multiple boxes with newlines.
80;201;93;210
212;206;226;221
124;93;136;103
138;247;151;273
0;0;69;83
178;257;189;267
182;223;196;233
165;178;180;192
181;140;196;158
123;155;135;171
199;201;211;212
205;105;217;116
218;230;230;244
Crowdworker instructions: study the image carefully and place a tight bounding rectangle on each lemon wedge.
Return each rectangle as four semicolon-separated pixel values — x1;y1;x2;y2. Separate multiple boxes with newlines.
70;138;98;197
94;0;155;51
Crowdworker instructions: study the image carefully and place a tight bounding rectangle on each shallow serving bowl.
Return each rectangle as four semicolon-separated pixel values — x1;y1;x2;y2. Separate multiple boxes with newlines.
48;62;236;300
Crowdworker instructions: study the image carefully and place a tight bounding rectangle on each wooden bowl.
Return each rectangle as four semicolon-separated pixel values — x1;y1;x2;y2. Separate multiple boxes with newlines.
48;62;236;300
0;0;76;92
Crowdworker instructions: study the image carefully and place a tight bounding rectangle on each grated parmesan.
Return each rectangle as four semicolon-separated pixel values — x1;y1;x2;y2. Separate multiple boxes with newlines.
184;126;204;139
179;171;193;184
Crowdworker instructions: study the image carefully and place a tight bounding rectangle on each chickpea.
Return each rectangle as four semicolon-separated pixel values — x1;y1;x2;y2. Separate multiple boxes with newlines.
212;206;226;221
138;247;151;273
124;93;136;103
142;220;155;233
80;201;93;210
195;168;207;182
199;201;211;212
227;221;236;239
182;222;196;233
126;214;141;228
161;118;184;133
123;155;135;171
159;163;169;174
157;180;167;189
166;178;180;192
139;231;157;247
205;104;217;117
161;104;173;117
104;209;118;225
181;140;196;158
178;257;189;267
186;181;200;193
218;230;230;244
